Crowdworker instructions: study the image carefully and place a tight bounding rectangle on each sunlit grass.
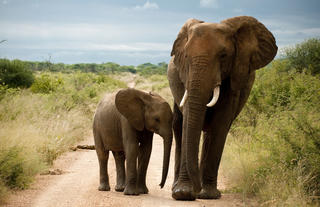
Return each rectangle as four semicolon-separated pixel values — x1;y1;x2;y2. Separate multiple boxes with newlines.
134;74;173;107
0;72;126;201
221;62;320;206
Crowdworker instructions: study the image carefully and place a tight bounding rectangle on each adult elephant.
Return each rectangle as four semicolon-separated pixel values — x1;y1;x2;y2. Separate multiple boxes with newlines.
167;16;277;200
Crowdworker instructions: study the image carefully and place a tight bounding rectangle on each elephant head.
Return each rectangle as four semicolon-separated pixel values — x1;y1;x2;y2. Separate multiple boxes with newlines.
115;88;173;188
171;16;277;192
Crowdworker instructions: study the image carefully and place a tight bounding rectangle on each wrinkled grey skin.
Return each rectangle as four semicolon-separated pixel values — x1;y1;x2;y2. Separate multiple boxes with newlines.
93;88;173;195
167;16;277;200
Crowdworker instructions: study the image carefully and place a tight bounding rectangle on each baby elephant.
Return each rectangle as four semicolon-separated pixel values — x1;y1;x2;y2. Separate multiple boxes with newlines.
93;88;173;195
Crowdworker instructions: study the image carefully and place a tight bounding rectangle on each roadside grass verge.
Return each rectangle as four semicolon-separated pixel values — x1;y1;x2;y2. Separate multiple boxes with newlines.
221;60;320;206
0;72;126;202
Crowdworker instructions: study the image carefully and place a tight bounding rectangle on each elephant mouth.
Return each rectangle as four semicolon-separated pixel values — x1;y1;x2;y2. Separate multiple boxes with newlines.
180;85;220;108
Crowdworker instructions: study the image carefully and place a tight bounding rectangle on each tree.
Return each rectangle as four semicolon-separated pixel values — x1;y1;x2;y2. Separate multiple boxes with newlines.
284;38;320;75
0;59;35;88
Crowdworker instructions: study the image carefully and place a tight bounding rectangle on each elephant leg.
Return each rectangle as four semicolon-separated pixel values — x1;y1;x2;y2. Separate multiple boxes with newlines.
112;151;126;192
198;130;228;199
123;135;139;195
172;107;196;201
97;149;110;191
172;103;183;189
198;102;234;199
137;131;153;194
94;132;110;191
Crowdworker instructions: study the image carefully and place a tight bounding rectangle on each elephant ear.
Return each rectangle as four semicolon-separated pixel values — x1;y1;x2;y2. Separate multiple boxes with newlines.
222;16;278;90
171;18;204;84
115;88;145;131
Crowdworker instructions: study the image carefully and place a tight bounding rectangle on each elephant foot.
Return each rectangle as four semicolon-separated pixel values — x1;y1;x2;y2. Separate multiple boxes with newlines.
98;183;110;191
198;187;221;199
124;184;139;196
172;181;196;201
115;184;125;192
171;180;178;191
137;184;149;194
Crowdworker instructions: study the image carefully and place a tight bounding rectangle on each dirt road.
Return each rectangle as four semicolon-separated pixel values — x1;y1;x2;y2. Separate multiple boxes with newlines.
5;135;251;207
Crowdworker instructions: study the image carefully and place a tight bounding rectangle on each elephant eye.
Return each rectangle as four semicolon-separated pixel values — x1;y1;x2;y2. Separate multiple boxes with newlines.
219;48;228;60
155;117;160;123
220;53;227;60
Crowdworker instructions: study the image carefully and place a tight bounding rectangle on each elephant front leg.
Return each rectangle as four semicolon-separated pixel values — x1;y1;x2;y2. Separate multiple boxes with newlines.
198;130;228;199
137;131;153;194
112;151;126;192
172;163;197;200
123;137;139;195
172;109;197;201
172;103;183;189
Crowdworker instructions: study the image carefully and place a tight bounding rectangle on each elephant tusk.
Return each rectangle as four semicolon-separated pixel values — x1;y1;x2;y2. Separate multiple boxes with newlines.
179;90;188;107
206;86;220;107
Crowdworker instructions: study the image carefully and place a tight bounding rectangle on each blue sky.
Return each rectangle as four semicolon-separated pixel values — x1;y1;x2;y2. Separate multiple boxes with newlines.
0;0;319;65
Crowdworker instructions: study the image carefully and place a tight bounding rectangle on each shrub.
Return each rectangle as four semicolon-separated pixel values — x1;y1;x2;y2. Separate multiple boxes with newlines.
0;71;126;201
0;147;33;189
136;62;167;76
283;38;320;75
30;73;63;94
225;38;320;205
0;59;35;88
224;56;320;206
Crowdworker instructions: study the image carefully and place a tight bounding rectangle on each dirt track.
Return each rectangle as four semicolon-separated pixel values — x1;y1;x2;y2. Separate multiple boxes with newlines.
5;135;252;207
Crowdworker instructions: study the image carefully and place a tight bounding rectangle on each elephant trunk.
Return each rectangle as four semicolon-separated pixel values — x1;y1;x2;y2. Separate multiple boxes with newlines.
185;87;207;194
159;135;173;188
184;55;216;193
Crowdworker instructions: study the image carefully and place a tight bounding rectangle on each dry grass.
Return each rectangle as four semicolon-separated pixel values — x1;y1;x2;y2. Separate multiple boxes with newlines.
0;72;126;202
134;74;173;106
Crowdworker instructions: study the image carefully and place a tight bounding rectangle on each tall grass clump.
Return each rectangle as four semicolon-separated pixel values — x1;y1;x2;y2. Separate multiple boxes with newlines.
134;74;173;105
0;59;34;88
221;39;320;206
0;71;126;202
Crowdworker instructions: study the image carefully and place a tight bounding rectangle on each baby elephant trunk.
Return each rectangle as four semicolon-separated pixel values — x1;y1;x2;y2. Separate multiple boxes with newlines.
159;135;173;188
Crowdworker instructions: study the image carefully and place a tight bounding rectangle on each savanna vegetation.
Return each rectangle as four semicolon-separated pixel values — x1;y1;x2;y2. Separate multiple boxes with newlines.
0;66;127;202
0;38;319;206
221;38;320;206
17;59;167;75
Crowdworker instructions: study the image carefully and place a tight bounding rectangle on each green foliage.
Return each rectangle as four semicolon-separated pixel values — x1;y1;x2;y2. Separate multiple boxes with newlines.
0;71;126;200
0;147;33;189
0;179;7;203
136;62;167;76
30;73;63;94
283;38;320;75
224;39;320;206
10;59;170;75
0;59;35;88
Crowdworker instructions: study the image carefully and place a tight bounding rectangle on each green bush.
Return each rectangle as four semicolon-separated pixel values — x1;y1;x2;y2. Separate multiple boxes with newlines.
0;179;7;203
0;147;30;189
283;38;320;75
0;59;35;88
136;62;167;76
0;146;42;190
30;73;63;94
0;71;127;201
224;50;320;205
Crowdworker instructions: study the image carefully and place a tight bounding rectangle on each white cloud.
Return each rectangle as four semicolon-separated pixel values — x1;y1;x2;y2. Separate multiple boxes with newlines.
0;21;160;42
200;0;218;8
134;1;159;10
0;21;171;53
233;8;243;13
14;42;171;52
